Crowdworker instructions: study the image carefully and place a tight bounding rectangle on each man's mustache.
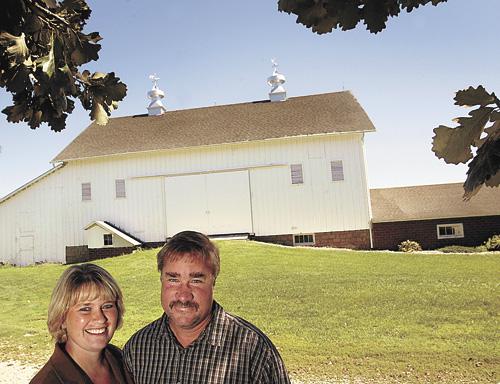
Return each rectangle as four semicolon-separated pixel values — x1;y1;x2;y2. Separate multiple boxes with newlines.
169;300;199;310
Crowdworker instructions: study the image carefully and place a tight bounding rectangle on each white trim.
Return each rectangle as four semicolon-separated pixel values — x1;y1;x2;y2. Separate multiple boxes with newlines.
51;131;371;163
103;233;113;246
84;221;141;246
131;163;286;180
372;214;498;224
293;233;315;245
436;223;464;239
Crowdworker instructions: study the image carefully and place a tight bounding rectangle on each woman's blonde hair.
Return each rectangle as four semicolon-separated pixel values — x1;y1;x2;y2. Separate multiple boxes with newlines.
47;263;124;343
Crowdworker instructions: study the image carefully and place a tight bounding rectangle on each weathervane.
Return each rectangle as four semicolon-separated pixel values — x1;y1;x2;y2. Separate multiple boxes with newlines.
149;74;160;89
271;58;279;74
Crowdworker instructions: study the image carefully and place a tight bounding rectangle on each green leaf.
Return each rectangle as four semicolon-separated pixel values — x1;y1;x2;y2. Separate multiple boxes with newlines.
0;0;127;131
463;121;500;199
454;86;496;107
3;64;31;93
278;0;448;35
432;107;494;164
39;34;56;78
490;110;500;122
0;32;29;66
41;0;58;8
91;100;108;125
363;1;390;33
70;39;100;66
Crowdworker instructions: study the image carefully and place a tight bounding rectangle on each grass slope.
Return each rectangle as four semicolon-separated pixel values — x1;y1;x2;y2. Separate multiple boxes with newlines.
0;241;498;383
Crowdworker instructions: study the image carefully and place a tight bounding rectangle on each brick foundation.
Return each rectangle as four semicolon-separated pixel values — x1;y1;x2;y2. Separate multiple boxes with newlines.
65;246;90;264
372;215;500;250
65;245;137;264
252;229;371;250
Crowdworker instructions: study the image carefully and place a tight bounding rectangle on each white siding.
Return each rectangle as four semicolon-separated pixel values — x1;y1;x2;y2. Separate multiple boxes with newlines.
0;133;371;264
0;170;65;265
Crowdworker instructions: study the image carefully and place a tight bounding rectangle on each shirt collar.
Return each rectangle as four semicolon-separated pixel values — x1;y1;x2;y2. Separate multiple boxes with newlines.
161;301;226;348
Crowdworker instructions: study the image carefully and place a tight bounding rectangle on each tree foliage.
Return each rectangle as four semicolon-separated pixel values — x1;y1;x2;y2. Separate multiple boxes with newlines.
0;0;126;131
278;0;499;198
432;87;500;199
278;0;447;35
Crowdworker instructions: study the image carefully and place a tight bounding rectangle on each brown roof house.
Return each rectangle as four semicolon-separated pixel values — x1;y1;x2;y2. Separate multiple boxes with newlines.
0;68;376;265
370;183;500;250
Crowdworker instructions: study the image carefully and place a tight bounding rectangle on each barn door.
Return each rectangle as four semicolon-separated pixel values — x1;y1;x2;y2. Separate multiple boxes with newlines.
164;170;252;237
17;235;34;265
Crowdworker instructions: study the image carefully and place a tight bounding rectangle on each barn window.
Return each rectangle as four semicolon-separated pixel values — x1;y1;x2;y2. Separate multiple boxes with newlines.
294;234;315;245
81;183;91;201
331;160;344;181
103;234;113;246
290;164;304;184
437;223;464;239
115;179;126;198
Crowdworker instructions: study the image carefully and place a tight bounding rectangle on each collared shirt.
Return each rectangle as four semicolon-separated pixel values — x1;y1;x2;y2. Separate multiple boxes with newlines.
30;343;134;384
124;301;291;384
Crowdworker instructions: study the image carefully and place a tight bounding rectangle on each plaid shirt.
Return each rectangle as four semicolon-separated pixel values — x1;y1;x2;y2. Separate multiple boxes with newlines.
123;301;291;384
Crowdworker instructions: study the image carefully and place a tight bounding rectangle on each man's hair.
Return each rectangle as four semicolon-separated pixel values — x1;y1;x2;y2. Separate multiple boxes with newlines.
47;263;125;343
157;231;220;280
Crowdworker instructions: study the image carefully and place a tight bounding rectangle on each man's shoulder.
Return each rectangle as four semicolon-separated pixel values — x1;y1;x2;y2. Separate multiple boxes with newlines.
218;307;278;351
124;316;165;351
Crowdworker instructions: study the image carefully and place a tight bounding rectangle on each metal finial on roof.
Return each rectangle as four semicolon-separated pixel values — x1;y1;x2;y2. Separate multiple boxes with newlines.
147;74;167;116
271;58;279;74
267;59;287;102
149;74;160;89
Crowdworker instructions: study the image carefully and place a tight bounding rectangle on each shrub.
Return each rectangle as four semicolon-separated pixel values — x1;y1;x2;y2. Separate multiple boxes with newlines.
485;234;500;251
398;240;422;252
437;245;484;253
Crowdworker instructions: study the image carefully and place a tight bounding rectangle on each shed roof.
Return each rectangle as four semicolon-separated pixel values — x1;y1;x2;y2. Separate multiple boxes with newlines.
53;91;375;162
84;221;142;246
370;183;500;223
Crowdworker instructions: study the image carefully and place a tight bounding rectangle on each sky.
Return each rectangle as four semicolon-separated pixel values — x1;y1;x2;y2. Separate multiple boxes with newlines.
1;0;499;199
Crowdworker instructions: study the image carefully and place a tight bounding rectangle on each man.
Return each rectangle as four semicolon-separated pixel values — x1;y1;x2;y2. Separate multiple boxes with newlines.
124;230;291;384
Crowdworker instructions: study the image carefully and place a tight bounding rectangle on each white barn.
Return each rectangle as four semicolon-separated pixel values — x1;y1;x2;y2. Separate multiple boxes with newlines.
0;75;376;265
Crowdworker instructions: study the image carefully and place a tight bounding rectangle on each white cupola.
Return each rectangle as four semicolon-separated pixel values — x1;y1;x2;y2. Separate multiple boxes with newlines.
267;59;287;102
147;74;167;116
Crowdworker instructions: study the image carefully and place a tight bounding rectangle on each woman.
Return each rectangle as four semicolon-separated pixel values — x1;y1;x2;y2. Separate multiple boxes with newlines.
30;263;134;383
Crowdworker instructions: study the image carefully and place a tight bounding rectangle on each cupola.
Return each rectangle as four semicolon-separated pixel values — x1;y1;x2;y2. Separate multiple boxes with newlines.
147;74;167;116
267;59;287;102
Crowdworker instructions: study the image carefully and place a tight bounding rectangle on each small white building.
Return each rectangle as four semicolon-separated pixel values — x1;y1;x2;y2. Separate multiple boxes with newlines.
0;69;376;265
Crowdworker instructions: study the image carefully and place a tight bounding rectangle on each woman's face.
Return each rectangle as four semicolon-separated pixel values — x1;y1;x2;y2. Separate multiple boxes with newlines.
63;293;118;358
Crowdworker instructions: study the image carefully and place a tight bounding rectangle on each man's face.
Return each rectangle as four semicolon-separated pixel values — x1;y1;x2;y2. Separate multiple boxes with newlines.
160;254;214;336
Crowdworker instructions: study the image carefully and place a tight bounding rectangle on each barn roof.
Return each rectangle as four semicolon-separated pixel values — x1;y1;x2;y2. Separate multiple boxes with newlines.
52;91;375;162
84;221;143;246
370;183;500;223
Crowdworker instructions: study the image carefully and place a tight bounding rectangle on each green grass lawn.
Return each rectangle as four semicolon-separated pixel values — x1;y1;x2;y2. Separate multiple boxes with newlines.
0;241;498;383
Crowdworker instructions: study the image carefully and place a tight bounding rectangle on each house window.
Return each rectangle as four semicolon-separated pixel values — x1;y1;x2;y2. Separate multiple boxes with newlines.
437;223;464;239
81;182;91;201
294;234;315;245
331;160;344;181
290;164;304;184
103;234;113;246
115;179;126;198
